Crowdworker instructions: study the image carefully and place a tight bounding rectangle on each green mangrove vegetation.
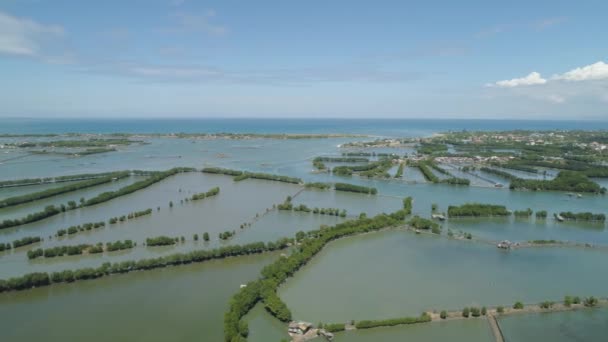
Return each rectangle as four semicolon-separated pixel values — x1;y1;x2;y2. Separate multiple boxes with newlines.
447;203;511;217
27;239;135;259
0;205;61;230
513;208;533;217
535;210;548;219
408;216;441;234
84;168;194;206
57;222;105;237
394;162;405;178
333;160;393;178
304;182;332;190
12;236;42;248
1;238;293;293
355;314;432;329
0;172;130;208
146;236;178;246
202;167;302;184
334;182;377;195
191;186;220;200
414;161;470;186
1;168;191;230
510;171;604;193
556;212;606;222
219;231;236;240
0;170;132;188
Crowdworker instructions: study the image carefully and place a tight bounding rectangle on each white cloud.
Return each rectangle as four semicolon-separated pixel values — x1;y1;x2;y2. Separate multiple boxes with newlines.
0;11;64;57
488;72;547;88
553;61;608;81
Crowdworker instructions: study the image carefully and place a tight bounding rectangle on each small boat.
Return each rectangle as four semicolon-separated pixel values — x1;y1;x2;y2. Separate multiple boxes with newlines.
576;194;582;198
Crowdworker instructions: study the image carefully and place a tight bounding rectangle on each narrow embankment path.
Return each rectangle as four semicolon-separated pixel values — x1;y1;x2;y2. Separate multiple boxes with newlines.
487;314;505;342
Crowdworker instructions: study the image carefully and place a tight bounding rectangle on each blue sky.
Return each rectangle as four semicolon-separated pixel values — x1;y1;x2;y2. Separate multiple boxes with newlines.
0;0;607;119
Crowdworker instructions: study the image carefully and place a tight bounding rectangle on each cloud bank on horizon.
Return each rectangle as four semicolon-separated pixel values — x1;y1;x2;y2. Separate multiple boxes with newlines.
0;1;607;119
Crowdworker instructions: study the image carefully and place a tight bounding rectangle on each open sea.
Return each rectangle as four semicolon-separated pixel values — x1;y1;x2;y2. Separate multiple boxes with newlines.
1;118;608;136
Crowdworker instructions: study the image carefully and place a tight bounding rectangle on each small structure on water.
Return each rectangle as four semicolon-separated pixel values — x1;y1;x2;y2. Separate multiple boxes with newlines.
431;214;446;221
497;240;513;249
288;321;313;335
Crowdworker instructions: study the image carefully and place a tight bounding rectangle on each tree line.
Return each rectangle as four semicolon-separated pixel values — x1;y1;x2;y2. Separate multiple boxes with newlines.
557;211;606;222
0;172;130;208
1;238;293;293
27;239;136;259
334;182;378;195
146;236;178;246
0;168;190;230
84;168;194;206
58;222;105;236
191;187;220;201
0;170;132;188
415;161;470;186
448;203;511;217
278;199;347;217
510;171;604;194
202;167;302;184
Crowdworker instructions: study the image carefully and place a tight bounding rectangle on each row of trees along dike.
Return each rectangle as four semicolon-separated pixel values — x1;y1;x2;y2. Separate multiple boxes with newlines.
447;203;511;217
0;171;130;208
56;208;154;238
312;156;370;170
277;197;347;217
394;162;405;178
201;167;302;184
415;161;470;186
332;160;393;178
224;205;413;341
483;167;605;194
145;236;178;246
319;313;433;333
0;238;293;293
12;236;42;248
0;168;193;230
0;170;134;188
58;222;105;237
334;182;377;195
27;240;136;259
190;187;220;201
109;208;153;224
304;182;332;190
557;212;606;222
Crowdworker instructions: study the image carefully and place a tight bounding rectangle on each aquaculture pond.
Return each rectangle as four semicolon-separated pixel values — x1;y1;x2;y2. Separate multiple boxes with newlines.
0;251;281;342
279;230;608;322
0;131;607;342
498;308;608;342
334;319;494;342
0;173;300;278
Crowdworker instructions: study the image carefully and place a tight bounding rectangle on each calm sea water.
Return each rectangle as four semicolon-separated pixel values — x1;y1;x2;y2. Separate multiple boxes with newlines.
2;118;608;136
